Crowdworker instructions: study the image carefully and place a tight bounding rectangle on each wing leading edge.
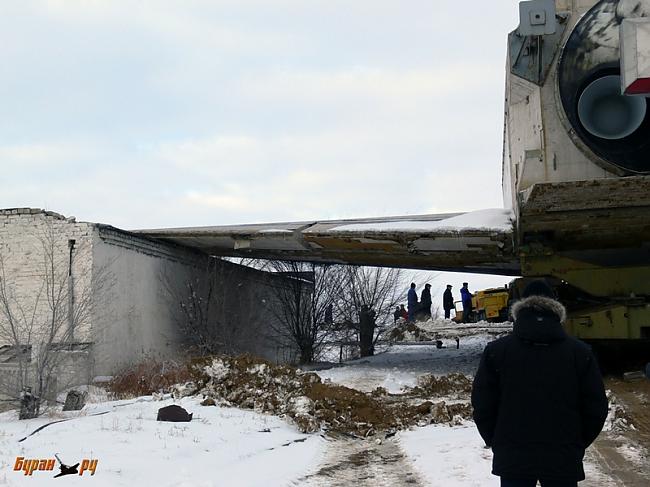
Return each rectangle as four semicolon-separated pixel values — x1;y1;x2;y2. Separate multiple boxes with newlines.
136;208;519;276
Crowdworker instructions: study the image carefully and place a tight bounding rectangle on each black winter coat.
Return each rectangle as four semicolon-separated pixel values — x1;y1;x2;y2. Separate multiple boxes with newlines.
420;288;432;309
471;296;608;482
443;289;454;310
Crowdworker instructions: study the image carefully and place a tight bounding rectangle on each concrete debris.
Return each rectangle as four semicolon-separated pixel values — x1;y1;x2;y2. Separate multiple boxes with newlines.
411;373;473;398
171;381;198;399
62;390;88;411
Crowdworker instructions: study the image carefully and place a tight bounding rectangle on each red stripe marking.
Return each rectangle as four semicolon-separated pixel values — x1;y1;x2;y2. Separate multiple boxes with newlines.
625;78;650;95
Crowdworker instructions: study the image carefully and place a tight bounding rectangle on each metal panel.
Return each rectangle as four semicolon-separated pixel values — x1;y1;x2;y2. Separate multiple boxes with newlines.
621;18;650;95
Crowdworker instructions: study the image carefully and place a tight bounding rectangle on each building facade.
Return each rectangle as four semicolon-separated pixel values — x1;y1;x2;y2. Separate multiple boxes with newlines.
0;208;298;404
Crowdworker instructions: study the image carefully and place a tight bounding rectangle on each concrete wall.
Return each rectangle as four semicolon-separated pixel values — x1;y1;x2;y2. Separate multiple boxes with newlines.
0;208;299;400
90;225;201;376
91;225;298;376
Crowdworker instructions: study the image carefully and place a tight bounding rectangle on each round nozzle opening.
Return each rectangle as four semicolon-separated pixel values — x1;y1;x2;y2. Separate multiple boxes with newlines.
577;75;647;140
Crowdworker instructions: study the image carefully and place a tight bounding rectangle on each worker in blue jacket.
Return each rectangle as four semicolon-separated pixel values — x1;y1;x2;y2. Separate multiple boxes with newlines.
460;282;473;323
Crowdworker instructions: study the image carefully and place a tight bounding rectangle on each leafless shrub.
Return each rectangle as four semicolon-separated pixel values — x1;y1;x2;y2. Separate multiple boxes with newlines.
107;358;193;398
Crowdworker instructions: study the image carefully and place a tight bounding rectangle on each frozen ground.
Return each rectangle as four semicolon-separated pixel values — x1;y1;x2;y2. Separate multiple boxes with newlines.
0;396;322;487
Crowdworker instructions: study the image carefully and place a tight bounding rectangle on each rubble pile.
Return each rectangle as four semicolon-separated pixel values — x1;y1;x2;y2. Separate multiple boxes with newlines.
387;318;513;342
387;321;436;342
411;373;473;398
192;355;474;436
604;390;633;433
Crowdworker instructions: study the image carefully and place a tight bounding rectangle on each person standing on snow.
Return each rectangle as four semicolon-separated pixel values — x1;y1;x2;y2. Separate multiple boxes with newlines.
420;284;432;320
460;282;473;323
471;280;608;487
407;283;418;322
359;305;376;357
443;284;454;319
393;306;401;323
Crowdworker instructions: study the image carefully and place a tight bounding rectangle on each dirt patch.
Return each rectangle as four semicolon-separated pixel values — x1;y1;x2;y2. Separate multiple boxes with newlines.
193;355;473;436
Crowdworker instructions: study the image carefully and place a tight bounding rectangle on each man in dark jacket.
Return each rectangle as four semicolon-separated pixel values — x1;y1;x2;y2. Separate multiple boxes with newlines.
471;280;608;487
443;284;454;319
420;283;432;320
359;305;376;357
393;306;401;323
407;283;418;322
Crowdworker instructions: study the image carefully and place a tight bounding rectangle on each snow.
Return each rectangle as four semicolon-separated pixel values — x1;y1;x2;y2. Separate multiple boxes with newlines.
399;423;499;486
0;396;323;487
0;325;640;486
257;229;293;234
314;335;492;393
329;208;513;233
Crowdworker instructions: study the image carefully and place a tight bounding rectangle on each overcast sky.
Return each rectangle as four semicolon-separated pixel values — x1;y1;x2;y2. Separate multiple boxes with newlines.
1;0;520;298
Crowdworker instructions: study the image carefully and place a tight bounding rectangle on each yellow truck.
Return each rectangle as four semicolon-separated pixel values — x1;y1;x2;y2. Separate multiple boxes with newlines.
453;287;510;323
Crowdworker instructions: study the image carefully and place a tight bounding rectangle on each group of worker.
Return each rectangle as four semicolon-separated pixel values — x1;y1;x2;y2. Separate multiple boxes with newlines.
443;282;474;322
393;282;474;323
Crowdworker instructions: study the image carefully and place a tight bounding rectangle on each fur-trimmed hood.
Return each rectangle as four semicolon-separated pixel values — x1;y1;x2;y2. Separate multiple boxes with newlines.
511;295;567;323
511;295;567;344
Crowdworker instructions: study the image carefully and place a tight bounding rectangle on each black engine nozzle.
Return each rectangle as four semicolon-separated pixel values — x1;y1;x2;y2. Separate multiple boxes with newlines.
559;0;650;174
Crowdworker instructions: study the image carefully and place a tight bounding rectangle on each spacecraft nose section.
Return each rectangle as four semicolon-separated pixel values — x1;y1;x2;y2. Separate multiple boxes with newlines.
578;75;647;140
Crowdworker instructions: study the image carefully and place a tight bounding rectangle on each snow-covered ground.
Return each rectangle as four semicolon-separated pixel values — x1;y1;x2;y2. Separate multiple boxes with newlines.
400;423;498;486
315;335;490;393
0;396;322;487
1;329;642;486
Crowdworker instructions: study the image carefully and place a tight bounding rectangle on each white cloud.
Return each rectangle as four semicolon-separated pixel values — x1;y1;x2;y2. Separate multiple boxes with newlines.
0;0;519;232
240;64;503;106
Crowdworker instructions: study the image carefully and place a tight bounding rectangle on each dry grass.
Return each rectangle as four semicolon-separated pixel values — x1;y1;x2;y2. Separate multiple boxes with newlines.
107;358;194;398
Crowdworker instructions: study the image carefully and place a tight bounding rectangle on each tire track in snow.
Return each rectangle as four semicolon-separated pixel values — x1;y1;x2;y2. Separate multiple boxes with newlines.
293;434;424;486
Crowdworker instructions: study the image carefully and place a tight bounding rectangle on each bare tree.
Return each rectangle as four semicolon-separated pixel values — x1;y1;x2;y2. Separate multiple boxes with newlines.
160;256;226;357
0;222;113;417
336;266;406;356
264;261;342;364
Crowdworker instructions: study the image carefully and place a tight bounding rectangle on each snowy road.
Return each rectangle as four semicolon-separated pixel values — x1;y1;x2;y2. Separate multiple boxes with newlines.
296;435;424;486
311;335;648;487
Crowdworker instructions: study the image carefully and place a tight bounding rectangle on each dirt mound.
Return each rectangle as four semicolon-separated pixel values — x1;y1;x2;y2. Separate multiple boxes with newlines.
388;322;435;342
195;355;473;436
411;373;473;398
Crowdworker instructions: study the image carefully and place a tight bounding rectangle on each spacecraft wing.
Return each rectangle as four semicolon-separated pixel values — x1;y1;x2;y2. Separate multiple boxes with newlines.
136;208;519;275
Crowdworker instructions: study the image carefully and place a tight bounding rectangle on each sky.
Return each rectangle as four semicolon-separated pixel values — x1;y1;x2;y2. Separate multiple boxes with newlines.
0;0;520;293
